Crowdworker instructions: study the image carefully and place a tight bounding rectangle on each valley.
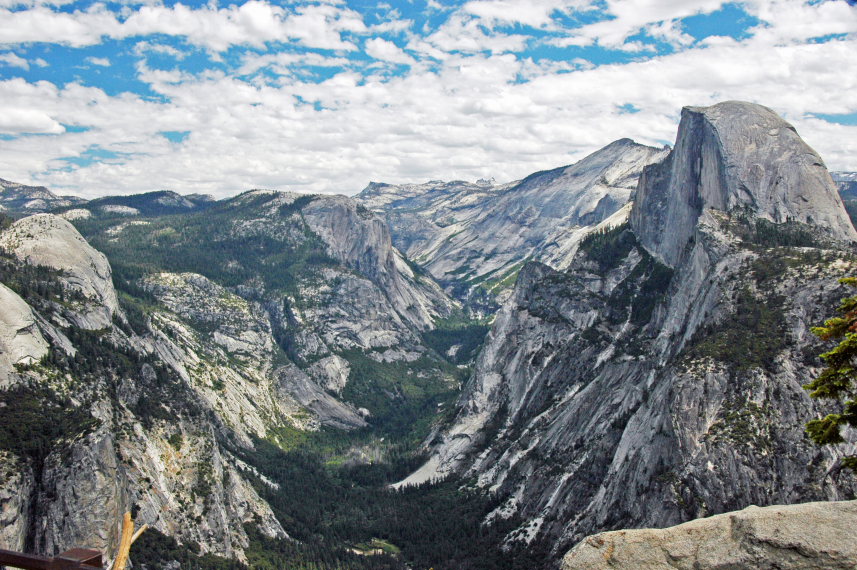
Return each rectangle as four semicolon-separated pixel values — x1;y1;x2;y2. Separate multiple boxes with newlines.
1;101;856;569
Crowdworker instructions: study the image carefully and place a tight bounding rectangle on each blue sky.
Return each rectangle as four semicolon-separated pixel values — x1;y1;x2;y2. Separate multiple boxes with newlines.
0;0;856;197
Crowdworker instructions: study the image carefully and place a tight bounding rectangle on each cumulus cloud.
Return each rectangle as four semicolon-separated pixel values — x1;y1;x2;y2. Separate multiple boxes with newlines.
365;37;416;65
557;0;728;48
462;0;590;29
0;52;29;69
0;0;855;198
0;108;64;135
85;56;110;66
0;1;369;51
420;12;529;55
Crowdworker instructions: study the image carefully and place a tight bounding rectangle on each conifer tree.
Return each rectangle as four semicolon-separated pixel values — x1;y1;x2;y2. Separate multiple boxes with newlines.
805;277;857;470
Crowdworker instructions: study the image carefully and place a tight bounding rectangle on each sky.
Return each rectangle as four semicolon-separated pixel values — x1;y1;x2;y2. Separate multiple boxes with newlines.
0;0;856;198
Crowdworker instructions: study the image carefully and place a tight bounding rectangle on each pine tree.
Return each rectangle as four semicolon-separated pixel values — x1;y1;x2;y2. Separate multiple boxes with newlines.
804;277;857;471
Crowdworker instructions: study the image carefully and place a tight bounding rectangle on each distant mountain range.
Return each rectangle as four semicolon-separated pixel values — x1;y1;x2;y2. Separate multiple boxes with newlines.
1;101;855;569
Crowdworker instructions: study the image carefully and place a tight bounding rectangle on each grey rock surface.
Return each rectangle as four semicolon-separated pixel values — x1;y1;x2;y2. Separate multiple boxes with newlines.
0;214;119;329
402;101;857;556
631;101;857;268
0;451;34;552
358;139;667;308
0;283;49;383
563;500;857;570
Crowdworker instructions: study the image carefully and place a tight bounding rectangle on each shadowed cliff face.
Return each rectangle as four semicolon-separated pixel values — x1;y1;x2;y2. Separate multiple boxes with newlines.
401;101;857;557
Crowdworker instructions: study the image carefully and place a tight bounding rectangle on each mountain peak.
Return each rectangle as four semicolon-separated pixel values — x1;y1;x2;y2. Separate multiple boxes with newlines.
631;100;856;267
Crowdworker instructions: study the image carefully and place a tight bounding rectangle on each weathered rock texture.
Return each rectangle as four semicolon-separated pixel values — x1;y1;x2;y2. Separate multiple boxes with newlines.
402;101;857;556
563;500;857;570
358;139;668;310
631;101;856;267
0;452;34;552
0;283;49;382
0;214;119;329
0;189;461;562
0;214;292;561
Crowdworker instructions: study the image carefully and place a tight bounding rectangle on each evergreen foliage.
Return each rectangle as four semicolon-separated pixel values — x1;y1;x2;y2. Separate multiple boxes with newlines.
421;313;490;364
579;223;636;273
730;213;821;249
805;277;857;471
339;350;464;442
230;436;552;570
0;386;100;471
685;287;786;371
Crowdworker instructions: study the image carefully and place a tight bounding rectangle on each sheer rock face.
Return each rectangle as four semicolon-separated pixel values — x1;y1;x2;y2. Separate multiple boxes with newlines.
0;190;460;561
0;284;49;382
0;214;119;329
402;101;857;556
563;500;857;570
0;452;33;551
302;195;454;331
358;139;668;308
140;271;367;438
0;217;289;561
631;101;857;268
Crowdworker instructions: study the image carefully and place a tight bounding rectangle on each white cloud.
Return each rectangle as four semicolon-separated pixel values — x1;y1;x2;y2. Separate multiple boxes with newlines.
0;6;118;47
646;19;695;48
420;12;529;55
365;37;415;65
463;0;591;29
0;52;29;69
369;17;412;35
0;0;856;199
236;51;351;77
0;107;64;135
743;0;857;44
133;40;188;60
557;0;728;48
0;1;369;52
86;56;110;66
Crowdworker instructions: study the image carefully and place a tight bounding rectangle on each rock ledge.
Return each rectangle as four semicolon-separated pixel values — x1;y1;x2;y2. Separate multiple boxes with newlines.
563;500;857;569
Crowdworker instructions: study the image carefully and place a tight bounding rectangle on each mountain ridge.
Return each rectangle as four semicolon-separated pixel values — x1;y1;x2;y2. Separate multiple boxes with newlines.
399;100;857;556
357;138;669;312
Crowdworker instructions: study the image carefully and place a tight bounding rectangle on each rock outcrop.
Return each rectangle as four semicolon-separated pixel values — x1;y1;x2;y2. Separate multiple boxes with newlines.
0;214;290;561
631;101;856;267
563;500;857;570
402;101;857;556
0;452;34;552
0;214;119;329
0;283;49;382
0;188;462;562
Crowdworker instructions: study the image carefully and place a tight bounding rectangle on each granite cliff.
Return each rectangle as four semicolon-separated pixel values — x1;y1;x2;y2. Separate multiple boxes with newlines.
358;139;668;311
0;191;461;564
401;101;857;557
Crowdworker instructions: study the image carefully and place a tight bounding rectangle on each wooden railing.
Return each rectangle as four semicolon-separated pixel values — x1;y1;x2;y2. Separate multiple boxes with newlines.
0;512;147;570
0;548;102;569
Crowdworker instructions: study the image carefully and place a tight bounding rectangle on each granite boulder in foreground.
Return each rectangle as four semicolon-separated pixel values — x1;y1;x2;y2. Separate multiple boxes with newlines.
563;500;857;569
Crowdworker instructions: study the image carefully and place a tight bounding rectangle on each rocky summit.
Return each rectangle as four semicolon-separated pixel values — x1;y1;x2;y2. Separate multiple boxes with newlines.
400;100;857;554
0;100;855;570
